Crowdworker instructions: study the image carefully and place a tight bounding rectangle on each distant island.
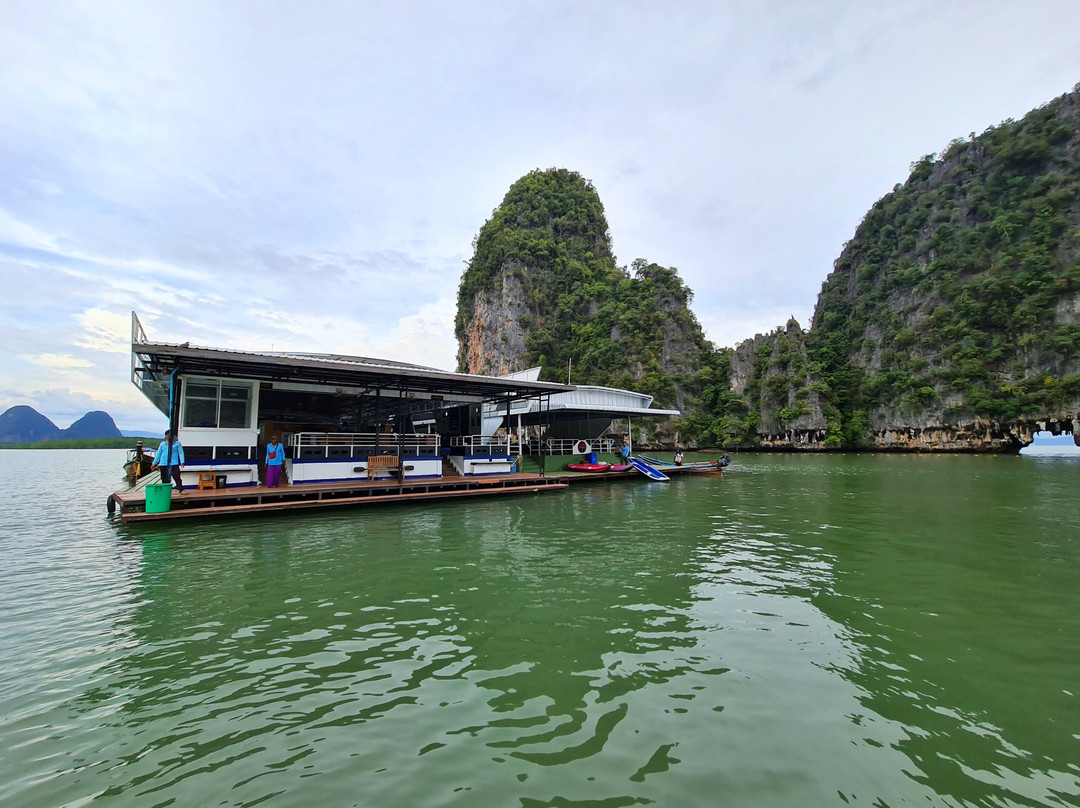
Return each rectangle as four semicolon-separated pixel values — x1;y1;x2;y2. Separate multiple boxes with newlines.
0;405;160;449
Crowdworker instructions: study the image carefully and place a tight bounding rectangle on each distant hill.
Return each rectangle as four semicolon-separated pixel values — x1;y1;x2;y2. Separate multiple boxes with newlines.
0;406;62;443
0;405;137;443
63;411;123;439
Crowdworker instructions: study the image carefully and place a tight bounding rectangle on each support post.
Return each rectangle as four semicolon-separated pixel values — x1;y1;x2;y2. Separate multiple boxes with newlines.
167;368;180;469
539;394;548;476
505;394;511;458
374;388;381;452
397;385;407;487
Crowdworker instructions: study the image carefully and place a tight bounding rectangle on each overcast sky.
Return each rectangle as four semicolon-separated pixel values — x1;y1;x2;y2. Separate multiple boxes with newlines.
2;1;1078;432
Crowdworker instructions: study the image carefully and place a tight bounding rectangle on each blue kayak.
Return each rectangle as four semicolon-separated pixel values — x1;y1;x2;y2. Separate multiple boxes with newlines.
629;456;669;481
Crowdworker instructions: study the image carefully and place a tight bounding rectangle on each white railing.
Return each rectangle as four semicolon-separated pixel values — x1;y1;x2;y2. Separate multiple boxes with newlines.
449;434;514;455
289;432;616;457
448;436;618;455
290;432;439;458
525;437;618;455
130;311;170;414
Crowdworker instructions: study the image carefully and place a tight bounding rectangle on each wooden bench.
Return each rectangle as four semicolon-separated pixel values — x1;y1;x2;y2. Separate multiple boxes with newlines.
367;454;400;479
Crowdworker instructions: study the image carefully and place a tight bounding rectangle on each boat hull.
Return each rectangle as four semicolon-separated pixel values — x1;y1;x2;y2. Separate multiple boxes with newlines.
636;454;730;472
123;453;153;482
629;457;669;481
566;463;612;472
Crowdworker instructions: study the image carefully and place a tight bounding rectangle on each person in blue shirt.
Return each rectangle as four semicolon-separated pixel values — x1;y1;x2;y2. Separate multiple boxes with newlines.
265;435;285;488
152;429;186;492
620;441;630;460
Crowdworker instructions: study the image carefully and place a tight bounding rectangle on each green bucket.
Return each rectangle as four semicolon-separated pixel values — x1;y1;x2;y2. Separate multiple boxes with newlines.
145;483;173;514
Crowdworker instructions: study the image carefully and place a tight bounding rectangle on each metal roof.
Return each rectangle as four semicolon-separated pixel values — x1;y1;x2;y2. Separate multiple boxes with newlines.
546;401;681;416
132;340;576;402
482;382;680;423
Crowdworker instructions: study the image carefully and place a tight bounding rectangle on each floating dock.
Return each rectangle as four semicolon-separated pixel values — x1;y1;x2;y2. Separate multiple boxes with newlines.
110;462;723;524
111;473;568;524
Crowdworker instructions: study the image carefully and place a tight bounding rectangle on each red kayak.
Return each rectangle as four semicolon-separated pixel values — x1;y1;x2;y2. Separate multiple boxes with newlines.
566;463;612;472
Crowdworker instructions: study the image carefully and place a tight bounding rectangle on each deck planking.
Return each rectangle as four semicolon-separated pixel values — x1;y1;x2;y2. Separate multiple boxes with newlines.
114;473;567;523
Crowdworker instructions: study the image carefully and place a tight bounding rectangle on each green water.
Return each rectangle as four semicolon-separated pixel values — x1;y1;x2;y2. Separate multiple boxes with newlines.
1;450;1077;807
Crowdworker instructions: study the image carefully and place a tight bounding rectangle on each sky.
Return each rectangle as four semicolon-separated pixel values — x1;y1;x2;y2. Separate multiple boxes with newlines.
2;1;1079;433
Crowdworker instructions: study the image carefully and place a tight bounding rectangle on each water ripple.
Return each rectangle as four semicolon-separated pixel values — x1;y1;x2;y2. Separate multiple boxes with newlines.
1;451;1078;806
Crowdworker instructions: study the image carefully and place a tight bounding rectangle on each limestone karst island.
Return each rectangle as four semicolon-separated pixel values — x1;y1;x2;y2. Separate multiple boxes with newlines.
457;87;1080;453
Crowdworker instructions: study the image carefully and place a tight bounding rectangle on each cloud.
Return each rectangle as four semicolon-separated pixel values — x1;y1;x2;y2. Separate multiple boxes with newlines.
337;299;458;371
0;208;58;251
24;353;94;369
31;179;62;196
76;307;132;353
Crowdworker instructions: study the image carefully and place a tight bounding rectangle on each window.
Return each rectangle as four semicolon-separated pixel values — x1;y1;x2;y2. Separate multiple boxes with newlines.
183;380;252;428
219;384;251;428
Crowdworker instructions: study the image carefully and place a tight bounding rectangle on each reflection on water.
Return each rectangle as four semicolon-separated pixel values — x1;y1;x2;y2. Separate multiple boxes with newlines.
0;450;1077;807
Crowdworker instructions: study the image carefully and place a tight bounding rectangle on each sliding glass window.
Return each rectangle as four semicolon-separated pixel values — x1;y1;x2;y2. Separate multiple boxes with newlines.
183;380;252;428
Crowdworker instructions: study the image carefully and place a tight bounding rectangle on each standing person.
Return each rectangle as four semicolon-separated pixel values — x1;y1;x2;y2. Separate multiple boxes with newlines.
151;429;185;492
674;450;684;466
265;434;285;488
620;441;630;461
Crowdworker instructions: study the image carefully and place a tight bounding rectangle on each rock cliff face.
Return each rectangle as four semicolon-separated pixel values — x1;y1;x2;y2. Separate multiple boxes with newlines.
728;320;830;447
459;263;531;377
729;86;1080;451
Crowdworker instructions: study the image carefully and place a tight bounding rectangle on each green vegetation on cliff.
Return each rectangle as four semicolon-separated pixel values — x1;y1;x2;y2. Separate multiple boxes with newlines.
807;87;1080;441
455;168;613;327
690;348;754;448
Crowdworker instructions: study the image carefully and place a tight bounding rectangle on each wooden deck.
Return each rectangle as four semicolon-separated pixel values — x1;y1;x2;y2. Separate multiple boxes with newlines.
110;461;724;524
111;473;567;524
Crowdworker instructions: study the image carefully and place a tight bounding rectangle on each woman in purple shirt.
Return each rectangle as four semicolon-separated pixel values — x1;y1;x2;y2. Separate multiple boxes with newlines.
265;435;285;488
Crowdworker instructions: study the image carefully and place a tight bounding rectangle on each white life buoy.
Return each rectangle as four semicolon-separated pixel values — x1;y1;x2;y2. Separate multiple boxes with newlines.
575;440;591;455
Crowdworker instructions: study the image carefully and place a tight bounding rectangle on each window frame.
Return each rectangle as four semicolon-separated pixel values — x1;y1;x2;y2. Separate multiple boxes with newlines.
181;378;254;429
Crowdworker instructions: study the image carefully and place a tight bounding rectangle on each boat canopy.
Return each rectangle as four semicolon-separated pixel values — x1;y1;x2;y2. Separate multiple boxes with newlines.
481;369;681;438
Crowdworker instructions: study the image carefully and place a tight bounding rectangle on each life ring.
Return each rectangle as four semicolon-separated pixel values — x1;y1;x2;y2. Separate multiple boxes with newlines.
575;440;591;455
